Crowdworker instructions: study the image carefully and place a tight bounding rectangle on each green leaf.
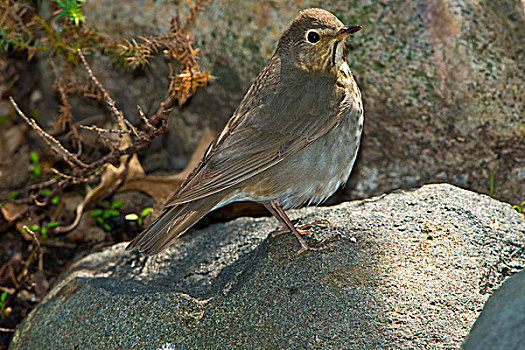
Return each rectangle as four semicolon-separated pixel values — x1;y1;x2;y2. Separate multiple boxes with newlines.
97;217;104;225
103;223;111;231
0;291;7;303
140;207;153;218
46;221;60;229
51;196;60;205
102;200;111;207
28;224;40;231
29;151;39;163
56;0;86;26
40;189;51;197
90;209;103;217
41;227;48;239
102;209;119;219
8;192;19;199
33;164;42;177
107;209;120;217
111;200;124;209
125;213;139;221
489;171;495;197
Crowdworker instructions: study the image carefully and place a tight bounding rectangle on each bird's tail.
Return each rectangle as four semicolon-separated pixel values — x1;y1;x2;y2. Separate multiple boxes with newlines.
126;194;225;255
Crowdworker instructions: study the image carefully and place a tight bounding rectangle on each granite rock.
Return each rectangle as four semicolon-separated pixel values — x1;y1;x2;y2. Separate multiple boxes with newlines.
462;269;525;350
9;184;525;349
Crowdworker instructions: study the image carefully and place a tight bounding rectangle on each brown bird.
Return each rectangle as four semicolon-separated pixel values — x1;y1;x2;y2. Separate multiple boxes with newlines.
127;8;364;258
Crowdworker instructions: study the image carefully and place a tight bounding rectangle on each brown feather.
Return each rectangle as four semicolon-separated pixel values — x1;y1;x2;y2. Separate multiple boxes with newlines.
126;192;225;255
165;56;345;206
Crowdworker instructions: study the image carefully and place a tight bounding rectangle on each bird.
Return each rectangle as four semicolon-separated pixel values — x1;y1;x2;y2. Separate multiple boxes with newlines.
127;8;364;258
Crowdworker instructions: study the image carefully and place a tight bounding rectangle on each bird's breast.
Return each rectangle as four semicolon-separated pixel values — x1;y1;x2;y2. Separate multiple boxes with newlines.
233;73;364;209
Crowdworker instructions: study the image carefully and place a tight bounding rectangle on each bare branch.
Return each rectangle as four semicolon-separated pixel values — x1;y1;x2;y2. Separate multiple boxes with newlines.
5;2;211;235
137;105;156;132
77;49;139;138
9;96;88;169
22;226;41;249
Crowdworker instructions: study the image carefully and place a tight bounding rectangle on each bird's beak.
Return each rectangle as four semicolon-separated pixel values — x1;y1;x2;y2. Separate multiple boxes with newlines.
334;25;362;39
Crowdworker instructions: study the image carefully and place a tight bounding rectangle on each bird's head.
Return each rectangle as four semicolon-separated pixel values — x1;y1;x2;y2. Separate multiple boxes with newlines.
277;8;362;75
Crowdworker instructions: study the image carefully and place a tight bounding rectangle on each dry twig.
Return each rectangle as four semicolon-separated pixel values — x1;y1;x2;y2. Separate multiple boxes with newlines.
5;1;211;234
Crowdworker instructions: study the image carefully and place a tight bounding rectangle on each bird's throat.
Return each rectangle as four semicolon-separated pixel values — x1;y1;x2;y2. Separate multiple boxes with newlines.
330;41;347;74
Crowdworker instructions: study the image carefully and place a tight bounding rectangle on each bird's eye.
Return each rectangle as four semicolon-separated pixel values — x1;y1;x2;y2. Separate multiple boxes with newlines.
306;30;320;44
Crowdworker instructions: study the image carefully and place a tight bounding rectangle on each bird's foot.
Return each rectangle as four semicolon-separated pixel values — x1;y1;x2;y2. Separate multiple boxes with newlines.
282;227;341;261
270;218;330;238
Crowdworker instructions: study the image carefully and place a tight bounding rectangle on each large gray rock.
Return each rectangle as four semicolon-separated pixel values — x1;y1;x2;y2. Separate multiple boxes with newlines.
9;184;525;349
462;269;525;350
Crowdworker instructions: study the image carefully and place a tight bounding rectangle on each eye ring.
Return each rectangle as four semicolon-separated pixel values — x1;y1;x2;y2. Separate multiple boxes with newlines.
306;30;320;44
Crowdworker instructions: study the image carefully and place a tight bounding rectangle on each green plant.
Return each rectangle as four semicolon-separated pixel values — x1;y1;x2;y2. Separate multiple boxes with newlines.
51;195;60;205
8;192;19;199
26;221;60;240
489;171;495;197
29;151;41;177
0;191;19;206
512;201;525;214
90;199;124;231
125;207;153;227
0;291;8;319
39;188;61;205
55;0;86;26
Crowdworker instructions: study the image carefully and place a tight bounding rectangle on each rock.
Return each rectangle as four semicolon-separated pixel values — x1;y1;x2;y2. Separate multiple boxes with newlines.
33;1;524;205
9;184;525;349
462;269;525;350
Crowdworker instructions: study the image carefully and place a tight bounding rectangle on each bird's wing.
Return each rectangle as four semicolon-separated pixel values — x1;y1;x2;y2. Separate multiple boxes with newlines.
165;56;348;206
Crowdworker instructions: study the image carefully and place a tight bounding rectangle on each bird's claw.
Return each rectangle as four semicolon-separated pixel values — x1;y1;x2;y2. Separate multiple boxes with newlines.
271;218;331;237
280;233;342;261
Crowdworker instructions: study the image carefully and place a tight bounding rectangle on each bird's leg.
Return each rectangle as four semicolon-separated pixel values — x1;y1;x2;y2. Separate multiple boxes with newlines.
263;200;337;259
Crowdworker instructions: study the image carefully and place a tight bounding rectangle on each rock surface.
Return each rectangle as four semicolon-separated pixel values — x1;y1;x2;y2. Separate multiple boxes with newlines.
462;269;525;350
34;0;524;204
9;184;525;349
